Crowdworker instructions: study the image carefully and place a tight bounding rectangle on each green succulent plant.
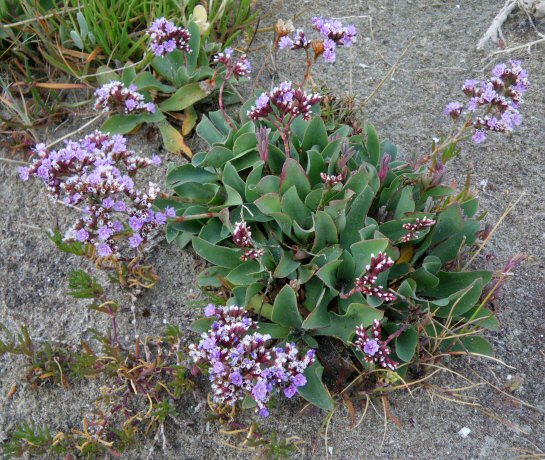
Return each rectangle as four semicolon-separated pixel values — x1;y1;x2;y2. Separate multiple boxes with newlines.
95;20;218;156
158;98;498;410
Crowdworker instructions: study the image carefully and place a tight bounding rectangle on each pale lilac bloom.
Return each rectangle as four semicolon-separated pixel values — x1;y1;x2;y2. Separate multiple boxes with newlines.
129;233;143;248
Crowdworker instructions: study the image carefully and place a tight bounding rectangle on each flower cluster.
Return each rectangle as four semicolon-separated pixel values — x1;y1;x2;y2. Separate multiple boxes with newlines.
94;81;155;115
232;221;264;261
342;252;396;301
214;47;251;80
189;305;315;417
312;17;357;62
279;29;311;50
354;320;398;370
446;60;529;143
277;17;356;63
147;17;191;57
19;131;173;257
247;81;321;122
401;216;436;242
320;172;343;187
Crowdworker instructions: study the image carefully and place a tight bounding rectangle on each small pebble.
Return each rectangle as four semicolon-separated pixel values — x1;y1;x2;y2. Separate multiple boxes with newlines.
458;427;471;438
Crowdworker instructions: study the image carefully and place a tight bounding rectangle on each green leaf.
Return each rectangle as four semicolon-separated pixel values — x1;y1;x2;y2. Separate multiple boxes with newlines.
192;236;242;269
317;303;383;342
315;260;343;291
274;250;301;278
282;186;310;221
302;116;329;152
255;322;290;339
434;279;485;318
168;164;217;188
96;65;118;86
158;82;207;111
297;360;335;411
364;122;380;166
132;71;175;93
311;211;339;253
255;193;281;215
186;21;201;73
341;186;375;248
226;260;263;285
271;285;302;328
393;186;415;219
100;111;165;134
70;30;84;50
190;317;214;333
395;327;418;362
448;336;494;357
280;158;311;199
204;146;234;168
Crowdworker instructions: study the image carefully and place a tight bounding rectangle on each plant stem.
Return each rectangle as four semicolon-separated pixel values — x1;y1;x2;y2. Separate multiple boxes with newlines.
218;79;235;129
111;314;119;348
385;323;410;344
173;212;219;222
301;50;313;88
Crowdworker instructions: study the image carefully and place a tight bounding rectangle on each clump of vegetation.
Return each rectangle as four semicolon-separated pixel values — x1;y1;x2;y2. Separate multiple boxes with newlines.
0;5;533;459
1;271;193;458
162;20;530;413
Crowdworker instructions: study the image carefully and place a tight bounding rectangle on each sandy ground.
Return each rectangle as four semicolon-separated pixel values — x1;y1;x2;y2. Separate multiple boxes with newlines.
1;0;544;458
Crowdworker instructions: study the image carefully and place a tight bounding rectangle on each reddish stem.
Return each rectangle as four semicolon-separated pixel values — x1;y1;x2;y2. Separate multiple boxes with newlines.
219;79;235;129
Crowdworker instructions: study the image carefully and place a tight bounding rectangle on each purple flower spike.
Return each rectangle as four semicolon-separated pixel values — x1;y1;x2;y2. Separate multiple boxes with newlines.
147;18;191;57
94;81;154;115
354;320;398;370
189;305;315;417
19;131;165;259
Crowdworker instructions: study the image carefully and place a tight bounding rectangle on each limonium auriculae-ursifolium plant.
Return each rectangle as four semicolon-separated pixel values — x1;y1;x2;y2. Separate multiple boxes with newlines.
19;131;172;260
96;15;240;157
189;305;315;417
161;53;529;412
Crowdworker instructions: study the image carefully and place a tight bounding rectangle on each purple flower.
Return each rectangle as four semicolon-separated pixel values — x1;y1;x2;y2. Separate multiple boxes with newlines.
363;339;380;356
102;197;115;209
255;93;270;110
155;212;167;225
97;226;112;240
252;381;268;401
94;81;155;115
230;372;243;385
76;228;89;242
259;407;269;418
279;36;294;49
129;233;143;248
113;201;126;212
444;101;463;119
204;304;216;317
152;154;161;165
284;385;297;398
202;337;216;350
18;167;30;181
213;362;224;374
129;216;143;231
164;206;176;218
112;221;124;233
125;99;137;112
473;130;486;143
292;373;307;387
97;243;112;257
